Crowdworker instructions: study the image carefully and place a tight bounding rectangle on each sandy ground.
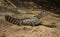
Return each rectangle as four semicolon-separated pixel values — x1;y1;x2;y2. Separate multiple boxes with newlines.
0;11;60;37
0;0;60;37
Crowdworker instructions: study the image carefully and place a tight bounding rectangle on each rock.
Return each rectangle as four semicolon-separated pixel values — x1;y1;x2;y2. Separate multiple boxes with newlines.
41;13;60;27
